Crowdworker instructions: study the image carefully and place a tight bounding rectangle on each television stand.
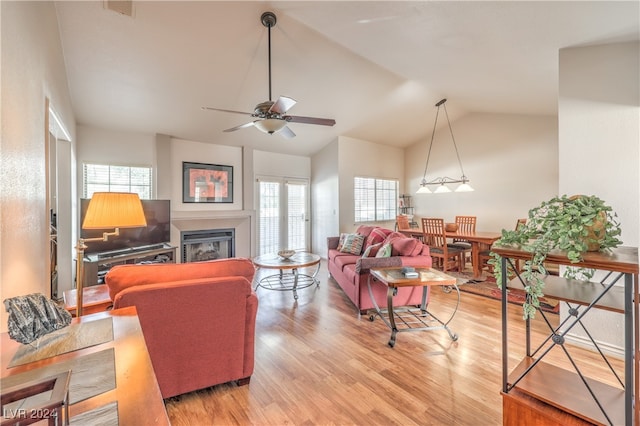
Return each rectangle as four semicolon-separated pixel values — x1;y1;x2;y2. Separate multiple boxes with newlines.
83;243;177;286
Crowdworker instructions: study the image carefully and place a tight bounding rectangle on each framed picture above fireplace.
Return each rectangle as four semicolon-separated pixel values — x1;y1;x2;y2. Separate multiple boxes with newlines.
183;162;233;203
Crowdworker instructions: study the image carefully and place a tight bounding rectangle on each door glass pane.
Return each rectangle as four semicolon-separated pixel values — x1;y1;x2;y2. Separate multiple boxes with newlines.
259;181;280;255
287;182;306;250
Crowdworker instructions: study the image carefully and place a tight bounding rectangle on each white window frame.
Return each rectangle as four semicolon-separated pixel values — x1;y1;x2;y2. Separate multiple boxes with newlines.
354;176;399;223
83;162;153;200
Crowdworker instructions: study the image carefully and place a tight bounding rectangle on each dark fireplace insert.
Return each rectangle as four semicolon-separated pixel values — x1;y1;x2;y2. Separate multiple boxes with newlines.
181;228;235;263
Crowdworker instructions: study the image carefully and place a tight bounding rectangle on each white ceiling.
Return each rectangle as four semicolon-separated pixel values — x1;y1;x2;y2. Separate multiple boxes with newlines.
54;1;639;156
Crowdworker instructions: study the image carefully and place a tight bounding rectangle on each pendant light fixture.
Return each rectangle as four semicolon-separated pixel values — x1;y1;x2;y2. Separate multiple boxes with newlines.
416;98;474;194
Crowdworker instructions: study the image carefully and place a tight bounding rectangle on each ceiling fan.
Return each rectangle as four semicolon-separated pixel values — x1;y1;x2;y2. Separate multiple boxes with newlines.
202;11;336;139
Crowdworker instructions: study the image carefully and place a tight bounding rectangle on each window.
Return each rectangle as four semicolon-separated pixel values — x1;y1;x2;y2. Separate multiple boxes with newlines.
83;163;152;200
354;177;398;223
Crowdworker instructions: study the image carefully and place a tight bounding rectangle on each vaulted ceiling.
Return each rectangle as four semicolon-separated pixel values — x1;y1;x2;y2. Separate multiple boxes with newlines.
54;1;639;156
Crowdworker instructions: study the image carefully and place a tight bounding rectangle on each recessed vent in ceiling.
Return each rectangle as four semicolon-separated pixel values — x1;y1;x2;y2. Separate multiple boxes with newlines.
104;1;134;17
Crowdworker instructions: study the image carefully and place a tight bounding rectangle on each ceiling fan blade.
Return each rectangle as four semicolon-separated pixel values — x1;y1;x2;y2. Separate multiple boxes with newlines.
279;126;296;139
269;96;297;114
223;122;255;133
202;106;253;116
285;115;336;126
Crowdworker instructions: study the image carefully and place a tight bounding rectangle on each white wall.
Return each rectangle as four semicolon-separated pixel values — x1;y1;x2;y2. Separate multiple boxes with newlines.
338;136;405;232
254;150;311;178
558;41;640;353
311;140;339;255
0;1;76;331
406;112;558;232
76;125;156;196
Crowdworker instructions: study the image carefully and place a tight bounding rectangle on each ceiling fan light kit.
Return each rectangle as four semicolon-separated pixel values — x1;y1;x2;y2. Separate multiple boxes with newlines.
254;118;287;134
416;98;474;194
202;11;335;138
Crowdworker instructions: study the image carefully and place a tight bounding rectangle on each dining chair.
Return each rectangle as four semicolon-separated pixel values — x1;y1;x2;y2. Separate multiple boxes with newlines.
449;215;476;269
421;218;464;273
398;215;424;242
396;215;411;231
479;218;527;273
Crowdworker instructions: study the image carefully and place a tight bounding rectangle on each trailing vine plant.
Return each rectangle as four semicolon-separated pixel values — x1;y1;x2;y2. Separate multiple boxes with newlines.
490;195;622;319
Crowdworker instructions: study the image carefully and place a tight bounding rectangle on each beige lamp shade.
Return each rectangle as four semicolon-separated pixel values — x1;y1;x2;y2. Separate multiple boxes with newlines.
82;192;147;229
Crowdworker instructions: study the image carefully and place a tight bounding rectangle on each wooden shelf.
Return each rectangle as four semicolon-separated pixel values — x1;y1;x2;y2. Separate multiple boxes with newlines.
507;275;625;313
492;245;638;274
509;358;625;426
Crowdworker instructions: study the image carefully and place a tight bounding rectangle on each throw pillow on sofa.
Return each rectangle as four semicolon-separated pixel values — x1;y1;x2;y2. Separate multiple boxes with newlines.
361;242;383;258
375;242;392;258
388;236;423;257
365;227;392;249
338;233;365;255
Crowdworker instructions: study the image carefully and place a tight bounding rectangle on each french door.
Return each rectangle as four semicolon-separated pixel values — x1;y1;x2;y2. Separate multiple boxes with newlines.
256;177;310;256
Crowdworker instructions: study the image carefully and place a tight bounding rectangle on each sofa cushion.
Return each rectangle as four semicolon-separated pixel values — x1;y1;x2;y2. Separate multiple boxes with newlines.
333;253;360;272
365;227;392;249
338;233;365;254
355;225;376;239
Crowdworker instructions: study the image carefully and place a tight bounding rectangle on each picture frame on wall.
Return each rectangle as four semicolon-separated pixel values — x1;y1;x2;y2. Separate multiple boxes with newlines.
182;162;233;203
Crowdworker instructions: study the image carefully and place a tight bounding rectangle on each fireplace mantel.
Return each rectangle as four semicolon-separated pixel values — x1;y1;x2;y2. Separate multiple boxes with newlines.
171;209;254;222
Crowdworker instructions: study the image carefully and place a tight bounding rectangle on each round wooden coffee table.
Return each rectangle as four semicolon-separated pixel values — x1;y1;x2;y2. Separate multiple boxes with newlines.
252;252;321;300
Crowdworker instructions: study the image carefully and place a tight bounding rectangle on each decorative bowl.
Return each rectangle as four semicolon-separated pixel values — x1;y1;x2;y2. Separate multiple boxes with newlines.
277;250;296;260
445;223;459;232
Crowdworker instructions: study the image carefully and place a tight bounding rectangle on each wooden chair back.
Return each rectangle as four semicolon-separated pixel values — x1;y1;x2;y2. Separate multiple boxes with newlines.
422;218;463;272
455;216;476;235
422;218;446;248
396;215;411;231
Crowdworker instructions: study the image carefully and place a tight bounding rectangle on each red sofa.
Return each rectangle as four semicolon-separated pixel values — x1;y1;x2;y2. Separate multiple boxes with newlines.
104;258;258;398
327;225;432;314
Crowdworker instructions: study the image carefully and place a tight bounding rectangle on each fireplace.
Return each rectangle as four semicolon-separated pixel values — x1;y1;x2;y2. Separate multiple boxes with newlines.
181;228;235;263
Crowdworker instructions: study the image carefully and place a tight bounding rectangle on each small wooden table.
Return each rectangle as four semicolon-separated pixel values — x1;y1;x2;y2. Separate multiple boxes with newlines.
63;284;112;317
368;267;459;347
252;252;321;300
1;307;169;425
399;228;502;279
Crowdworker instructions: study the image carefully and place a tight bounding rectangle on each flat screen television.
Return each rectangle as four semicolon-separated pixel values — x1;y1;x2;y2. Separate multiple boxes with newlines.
80;199;171;255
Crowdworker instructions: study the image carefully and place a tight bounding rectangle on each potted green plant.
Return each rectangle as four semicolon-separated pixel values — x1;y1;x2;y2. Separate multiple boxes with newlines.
490;194;623;319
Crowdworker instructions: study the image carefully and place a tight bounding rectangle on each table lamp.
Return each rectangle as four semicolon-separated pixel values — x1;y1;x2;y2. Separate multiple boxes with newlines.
75;192;147;316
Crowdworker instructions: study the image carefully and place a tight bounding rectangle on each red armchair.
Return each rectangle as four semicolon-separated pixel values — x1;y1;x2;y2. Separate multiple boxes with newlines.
105;258;258;398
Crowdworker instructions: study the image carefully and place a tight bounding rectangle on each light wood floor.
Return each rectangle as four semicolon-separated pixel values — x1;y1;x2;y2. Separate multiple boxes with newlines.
164;262;623;425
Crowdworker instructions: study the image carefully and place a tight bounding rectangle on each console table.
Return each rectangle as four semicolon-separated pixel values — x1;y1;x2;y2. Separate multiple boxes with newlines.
83;243;177;286
63;284;112;317
493;244;638;426
1;307;169;425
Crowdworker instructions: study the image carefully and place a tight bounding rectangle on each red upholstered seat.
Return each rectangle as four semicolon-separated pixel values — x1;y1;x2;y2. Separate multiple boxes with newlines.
105;258;257;398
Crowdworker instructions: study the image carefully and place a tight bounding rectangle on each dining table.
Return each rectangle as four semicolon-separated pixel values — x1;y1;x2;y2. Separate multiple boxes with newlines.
399;228;502;279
